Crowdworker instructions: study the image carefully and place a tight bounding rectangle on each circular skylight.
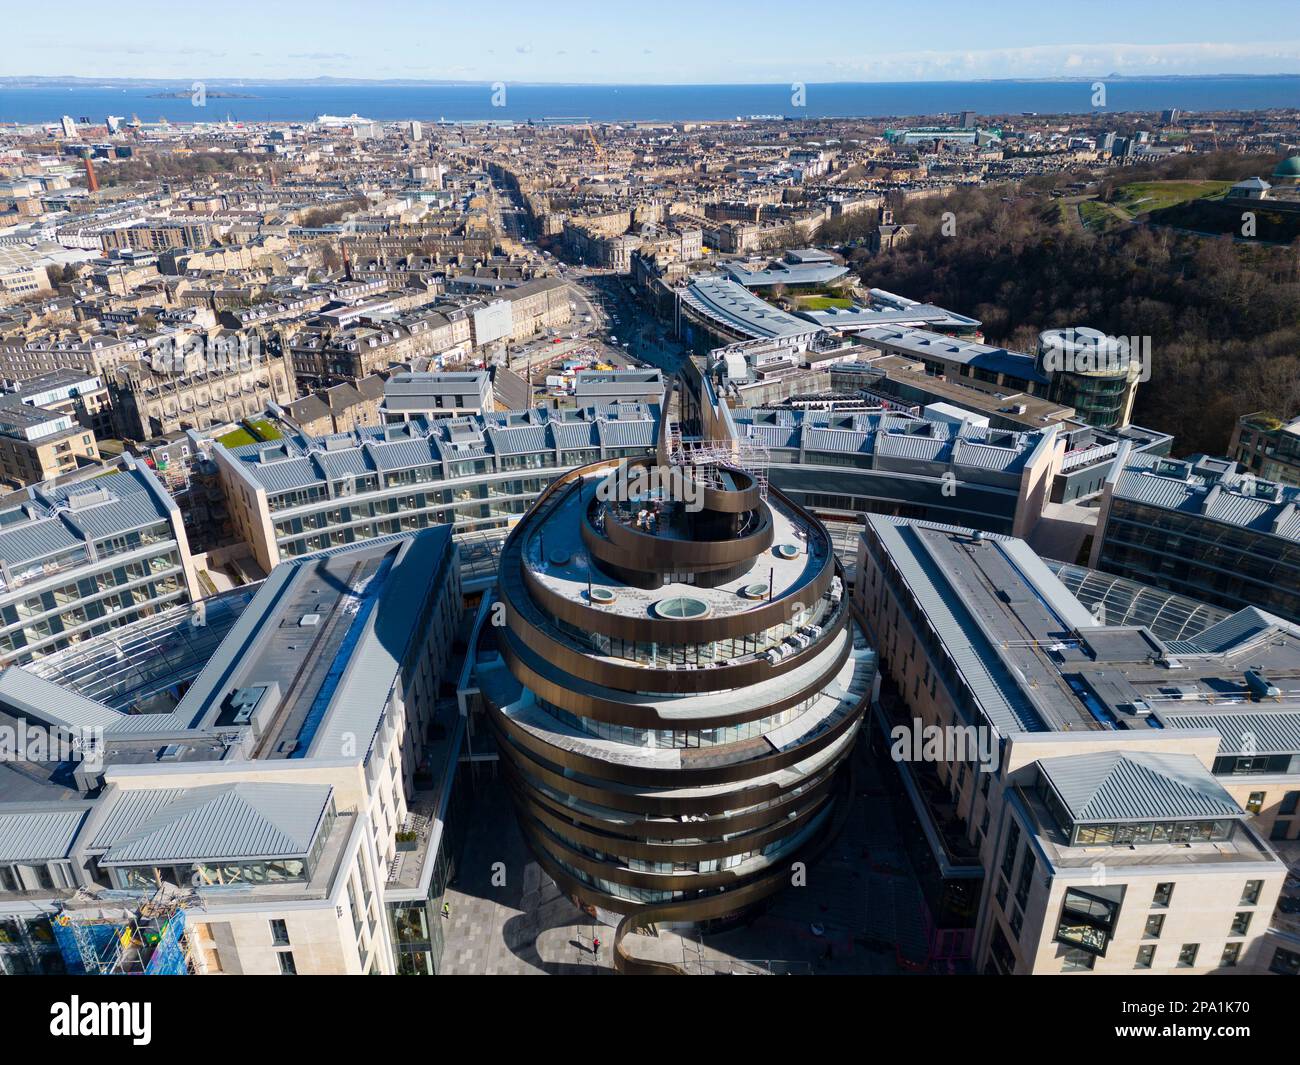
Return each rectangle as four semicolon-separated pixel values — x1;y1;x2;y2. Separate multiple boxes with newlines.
775;544;800;560
588;587;617;604
654;596;711;620
740;582;770;600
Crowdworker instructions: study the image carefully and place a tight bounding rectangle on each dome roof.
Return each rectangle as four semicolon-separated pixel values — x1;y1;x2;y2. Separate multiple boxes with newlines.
1273;155;1300;178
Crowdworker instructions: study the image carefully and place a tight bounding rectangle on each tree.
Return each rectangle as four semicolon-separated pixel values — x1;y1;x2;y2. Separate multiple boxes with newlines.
854;168;1300;456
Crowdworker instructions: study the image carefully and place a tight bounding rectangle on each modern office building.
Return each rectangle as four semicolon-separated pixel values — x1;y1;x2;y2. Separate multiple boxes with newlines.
0;528;466;975
0;458;201;667
214;404;659;574
1091;451;1300;625
381;371;494;422
884;126;993;145
721;249;849;290
1036;328;1144;431
0;371;113;441
855;516;1294;974
0;400;100;487
730;406;1064;539
855;324;1143;432
478;449;875;937
676;276;825;353
1231;411;1300;486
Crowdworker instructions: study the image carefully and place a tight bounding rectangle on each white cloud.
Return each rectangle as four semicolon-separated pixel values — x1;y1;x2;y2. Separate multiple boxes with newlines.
805;40;1300;81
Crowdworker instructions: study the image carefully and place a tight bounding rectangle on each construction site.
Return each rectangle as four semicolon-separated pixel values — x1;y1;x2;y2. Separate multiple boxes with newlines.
50;887;201;976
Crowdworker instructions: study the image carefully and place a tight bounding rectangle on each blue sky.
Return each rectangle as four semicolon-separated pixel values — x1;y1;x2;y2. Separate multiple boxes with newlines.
8;0;1300;83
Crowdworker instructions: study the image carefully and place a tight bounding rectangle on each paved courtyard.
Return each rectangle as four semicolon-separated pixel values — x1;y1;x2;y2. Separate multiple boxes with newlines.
439;776;609;974
438;739;924;975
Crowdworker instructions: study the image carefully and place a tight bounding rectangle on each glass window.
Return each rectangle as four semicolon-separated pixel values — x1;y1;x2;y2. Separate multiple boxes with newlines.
1061;948;1095;972
1144;914;1164;939
1152;882;1173;908
1271;947;1300;976
1247;792;1266;815
1229;911;1252;937
270;919;289;946
277;951;297;975
1177;943;1199;969
1220;943;1241;968
1014;850;1036;909
1055;887;1123;956
1135;945;1156;969
1000;822;1021;880
1241;880;1263;906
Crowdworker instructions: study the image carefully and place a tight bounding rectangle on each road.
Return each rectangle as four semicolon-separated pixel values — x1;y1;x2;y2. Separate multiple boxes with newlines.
485;169;689;387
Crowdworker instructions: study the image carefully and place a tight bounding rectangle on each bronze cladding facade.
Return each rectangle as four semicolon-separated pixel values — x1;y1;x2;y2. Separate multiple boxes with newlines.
481;456;876;928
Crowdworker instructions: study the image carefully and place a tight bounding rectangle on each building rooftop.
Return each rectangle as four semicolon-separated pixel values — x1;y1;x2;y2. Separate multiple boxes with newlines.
682;276;825;341
89;782;332;866
865;516;1300;739
1039;750;1242;823
732;405;1048;476
0;460;179;589
172;528;452;761
797;293;981;334
0;528;454;813
223;405;659;499
722;259;849;288
1112;451;1300;540
855;325;1046;384
524;466;828;626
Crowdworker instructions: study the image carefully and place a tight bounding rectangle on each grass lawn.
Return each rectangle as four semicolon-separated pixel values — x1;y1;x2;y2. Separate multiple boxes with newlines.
246;418;284;442
797;295;854;310
1078;200;1121;230
1111;180;1231;216
216;427;257;448
217;418;283;448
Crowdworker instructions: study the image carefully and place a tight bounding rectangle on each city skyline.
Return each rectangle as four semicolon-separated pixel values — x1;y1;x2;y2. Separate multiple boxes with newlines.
1;0;1299;1002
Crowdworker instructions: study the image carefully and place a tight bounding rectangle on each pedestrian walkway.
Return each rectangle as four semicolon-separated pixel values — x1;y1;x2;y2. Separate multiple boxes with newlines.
438;778;609;975
437;736;931;975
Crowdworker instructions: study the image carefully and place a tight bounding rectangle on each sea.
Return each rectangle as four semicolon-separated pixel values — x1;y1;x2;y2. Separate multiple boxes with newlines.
2;77;1299;126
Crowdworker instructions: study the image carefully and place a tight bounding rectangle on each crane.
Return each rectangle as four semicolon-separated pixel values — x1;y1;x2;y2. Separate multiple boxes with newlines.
583;124;606;162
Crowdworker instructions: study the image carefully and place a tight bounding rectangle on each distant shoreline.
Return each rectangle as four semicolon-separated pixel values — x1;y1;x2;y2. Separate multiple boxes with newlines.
4;73;1300;89
147;91;260;100
2;75;1296;124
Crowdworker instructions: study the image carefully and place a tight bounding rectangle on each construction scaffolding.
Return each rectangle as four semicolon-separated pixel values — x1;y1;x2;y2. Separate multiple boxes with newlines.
52;887;201;976
672;437;771;501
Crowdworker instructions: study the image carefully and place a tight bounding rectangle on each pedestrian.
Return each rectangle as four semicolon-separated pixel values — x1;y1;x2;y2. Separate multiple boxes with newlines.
441;901;450;920
592;935;601;960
